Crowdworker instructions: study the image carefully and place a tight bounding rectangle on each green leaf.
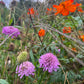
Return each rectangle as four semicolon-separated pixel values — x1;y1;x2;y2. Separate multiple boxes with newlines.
76;54;84;58
9;18;13;26
0;79;9;84
29;50;35;63
14;25;24;29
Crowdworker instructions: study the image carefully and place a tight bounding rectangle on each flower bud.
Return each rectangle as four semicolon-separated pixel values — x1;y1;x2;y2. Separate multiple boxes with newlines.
17;51;28;63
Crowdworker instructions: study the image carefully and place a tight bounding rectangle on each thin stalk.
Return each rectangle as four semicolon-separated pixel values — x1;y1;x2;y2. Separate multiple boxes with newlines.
48;30;84;66
29;14;43;44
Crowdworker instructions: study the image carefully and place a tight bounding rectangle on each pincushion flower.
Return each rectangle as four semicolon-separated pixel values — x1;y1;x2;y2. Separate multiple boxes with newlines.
16;61;35;79
2;26;20;38
63;27;71;33
38;29;45;37
53;0;79;16
39;53;60;73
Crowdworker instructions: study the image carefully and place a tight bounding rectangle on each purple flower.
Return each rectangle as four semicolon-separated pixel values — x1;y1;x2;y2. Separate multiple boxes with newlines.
16;61;35;79
39;53;60;73
58;49;60;52
2;26;20;38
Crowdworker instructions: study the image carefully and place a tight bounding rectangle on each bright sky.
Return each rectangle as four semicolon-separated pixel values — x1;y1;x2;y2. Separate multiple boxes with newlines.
0;0;44;8
0;0;19;8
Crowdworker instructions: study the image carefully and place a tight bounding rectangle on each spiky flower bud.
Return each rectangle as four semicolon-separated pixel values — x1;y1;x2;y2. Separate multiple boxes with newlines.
17;51;28;63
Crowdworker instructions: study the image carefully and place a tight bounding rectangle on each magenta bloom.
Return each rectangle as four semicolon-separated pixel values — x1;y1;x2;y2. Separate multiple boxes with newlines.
58;49;60;52
2;26;20;38
39;53;60;73
16;61;35;79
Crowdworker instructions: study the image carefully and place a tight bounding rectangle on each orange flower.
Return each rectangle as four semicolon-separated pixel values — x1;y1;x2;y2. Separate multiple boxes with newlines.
63;27;71;33
38;29;45;37
76;3;84;13
27;8;38;16
78;7;83;12
46;8;52;15
27;8;35;15
72;48;77;52
61;36;65;41
80;35;84;42
70;0;74;2
47;8;52;11
53;0;78;16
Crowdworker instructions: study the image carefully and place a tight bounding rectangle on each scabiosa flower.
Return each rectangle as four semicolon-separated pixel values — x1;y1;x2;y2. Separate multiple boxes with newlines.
16;61;35;79
38;29;45;37
39;53;60;73
2;26;20;38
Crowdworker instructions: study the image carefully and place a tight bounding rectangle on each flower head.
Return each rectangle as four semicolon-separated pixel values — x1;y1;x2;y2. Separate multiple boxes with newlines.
27;8;38;16
53;0;79;16
27;8;35;15
39;53;60;73
2;26;20;38
80;35;84;42
46;8;52;15
16;61;35;79
76;3;84;13
38;29;45;37
58;49;61;52
63;27;71;33
72;48;77;52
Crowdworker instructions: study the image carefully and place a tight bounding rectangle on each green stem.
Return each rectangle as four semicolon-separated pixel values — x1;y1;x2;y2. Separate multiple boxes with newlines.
29;14;43;44
69;16;80;38
25;77;28;84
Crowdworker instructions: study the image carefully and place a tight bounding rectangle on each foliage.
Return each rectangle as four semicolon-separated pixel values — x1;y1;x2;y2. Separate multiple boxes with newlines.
0;79;9;84
0;0;84;84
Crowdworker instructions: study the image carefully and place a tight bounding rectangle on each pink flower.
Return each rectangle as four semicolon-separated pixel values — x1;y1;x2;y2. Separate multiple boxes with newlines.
16;61;35;79
39;53;60;73
2;26;20;38
58;49;61;52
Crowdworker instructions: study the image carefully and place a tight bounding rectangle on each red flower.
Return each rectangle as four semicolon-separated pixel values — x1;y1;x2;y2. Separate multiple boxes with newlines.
46;8;52;15
76;3;84;13
63;27;71;33
27;8;35;15
27;8;38;16
70;0;74;2
38;29;45;37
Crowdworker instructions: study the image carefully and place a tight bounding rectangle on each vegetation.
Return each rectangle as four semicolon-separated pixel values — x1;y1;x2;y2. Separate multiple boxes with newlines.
0;0;84;84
